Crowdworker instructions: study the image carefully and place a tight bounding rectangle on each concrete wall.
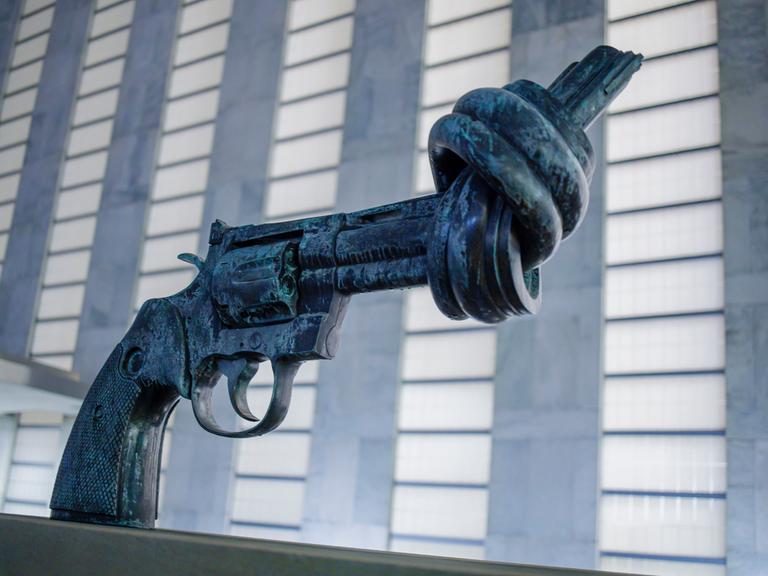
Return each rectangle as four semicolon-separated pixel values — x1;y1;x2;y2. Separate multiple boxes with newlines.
74;0;180;385
486;0;605;568
0;0;91;357
0;0;21;92
301;0;425;549
719;1;768;574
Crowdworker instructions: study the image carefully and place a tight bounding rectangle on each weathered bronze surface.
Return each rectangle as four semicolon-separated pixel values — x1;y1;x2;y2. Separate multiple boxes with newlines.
50;46;641;528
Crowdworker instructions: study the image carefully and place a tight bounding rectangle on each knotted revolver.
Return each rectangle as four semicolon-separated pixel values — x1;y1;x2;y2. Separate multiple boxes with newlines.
50;46;641;528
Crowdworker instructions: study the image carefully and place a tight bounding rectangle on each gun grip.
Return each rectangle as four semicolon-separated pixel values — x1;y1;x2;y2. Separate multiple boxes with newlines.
50;299;186;528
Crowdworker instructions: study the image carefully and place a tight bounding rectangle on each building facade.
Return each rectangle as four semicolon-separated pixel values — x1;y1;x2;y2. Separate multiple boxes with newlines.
0;1;765;575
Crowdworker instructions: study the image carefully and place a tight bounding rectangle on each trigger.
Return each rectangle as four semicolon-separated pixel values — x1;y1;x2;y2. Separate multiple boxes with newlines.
219;358;259;422
178;252;204;271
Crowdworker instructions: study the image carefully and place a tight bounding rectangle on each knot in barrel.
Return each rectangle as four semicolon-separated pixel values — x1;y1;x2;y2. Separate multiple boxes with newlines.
425;81;593;323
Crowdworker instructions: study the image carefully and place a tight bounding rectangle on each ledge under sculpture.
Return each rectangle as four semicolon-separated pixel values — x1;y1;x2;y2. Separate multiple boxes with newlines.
49;46;642;529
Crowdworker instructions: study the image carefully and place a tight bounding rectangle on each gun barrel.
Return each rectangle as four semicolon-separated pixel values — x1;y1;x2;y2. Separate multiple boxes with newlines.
548;45;642;129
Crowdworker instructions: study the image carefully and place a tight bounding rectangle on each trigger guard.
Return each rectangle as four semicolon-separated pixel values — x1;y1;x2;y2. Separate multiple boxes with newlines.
191;358;301;438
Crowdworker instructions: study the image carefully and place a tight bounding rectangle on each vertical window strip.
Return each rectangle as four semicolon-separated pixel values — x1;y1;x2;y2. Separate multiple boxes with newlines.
227;0;356;540
0;0;57;281
28;1;136;373
1;412;67;517
600;2;726;574
387;0;511;560
134;0;234;312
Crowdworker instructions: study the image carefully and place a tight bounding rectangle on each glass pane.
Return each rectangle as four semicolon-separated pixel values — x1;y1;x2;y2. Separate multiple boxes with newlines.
61;151;108;188
49;216;97;252
152;159;209;199
606;202;723;265
43;250;91;285
285;16;353;66
603;374;726;431
607;0;691;20
402;330;497;381
246;387;316;430
5;464;54;502
85;28;130;66
1;88;37;121
140;232;199;272
55;183;102;220
134;269;194;305
67;119;113;156
399;382;494;431
604;314;725;374
6;60;43;93
602;435;726;492
607;0;717;58
0;173;20;202
422;50;509;106
600;555;725;576
270;130;342;177
0;116;32;148
266;170;337;217
12;427;60;464
169;56;225;98
0;144;25;175
37;284;86;319
599;494;725;557
179;0;233;34
30;318;79;354
610;47;719;113
288;0;355;30
250;359;319;385
391;485;488;540
280;53;350;101
230;477;304;525
158;123;215;165
72;89;119;126
236;433;311;476
605;257;724;318
395;434;491;484
163;89;219;131
79;59;125;96
427;0;508;26
174;23;229;66
12;34;49;68
607;148;721;212
607;97;720;162
275;91;346;139
146;195;204;236
90;0;135;38
0;203;14;232
17;7;54;41
404;286;481;331
425;9;510;66
390;537;484;560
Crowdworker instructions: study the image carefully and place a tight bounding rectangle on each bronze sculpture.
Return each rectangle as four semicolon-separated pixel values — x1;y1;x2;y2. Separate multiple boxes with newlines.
50;46;642;529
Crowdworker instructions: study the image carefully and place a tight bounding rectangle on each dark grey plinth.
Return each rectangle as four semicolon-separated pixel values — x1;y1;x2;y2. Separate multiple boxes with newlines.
160;0;288;534
0;0;91;357
0;513;631;576
719;1;768;574
486;0;605;568
73;0;180;385
301;0;426;549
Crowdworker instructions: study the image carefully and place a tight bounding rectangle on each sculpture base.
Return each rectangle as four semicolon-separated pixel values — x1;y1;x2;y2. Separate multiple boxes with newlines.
1;513;630;576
